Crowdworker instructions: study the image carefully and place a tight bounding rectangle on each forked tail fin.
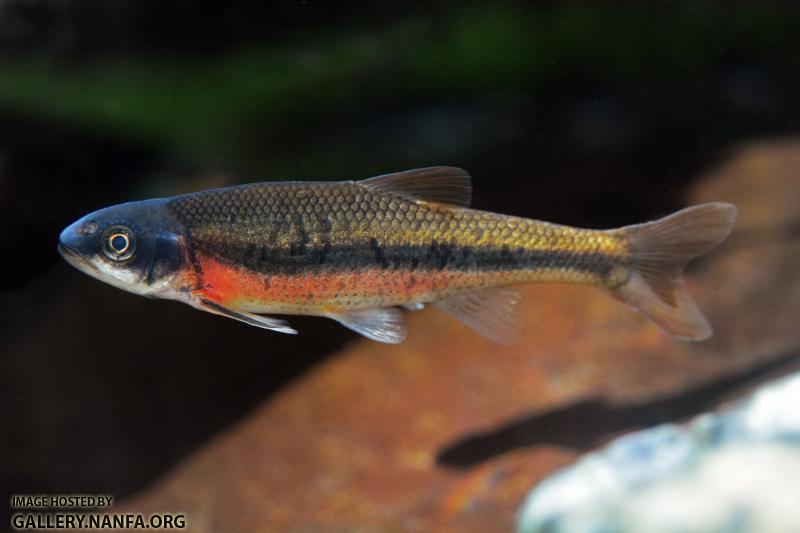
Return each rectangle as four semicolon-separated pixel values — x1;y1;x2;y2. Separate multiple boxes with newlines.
610;202;737;341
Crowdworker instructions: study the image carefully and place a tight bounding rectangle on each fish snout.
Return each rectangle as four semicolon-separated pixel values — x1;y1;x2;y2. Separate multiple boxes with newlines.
59;223;78;251
58;217;99;259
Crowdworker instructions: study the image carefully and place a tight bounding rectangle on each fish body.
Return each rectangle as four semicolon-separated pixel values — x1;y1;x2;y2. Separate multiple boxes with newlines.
59;167;736;343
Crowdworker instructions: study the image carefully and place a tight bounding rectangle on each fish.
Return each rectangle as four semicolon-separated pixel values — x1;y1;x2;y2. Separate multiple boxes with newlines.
58;167;737;344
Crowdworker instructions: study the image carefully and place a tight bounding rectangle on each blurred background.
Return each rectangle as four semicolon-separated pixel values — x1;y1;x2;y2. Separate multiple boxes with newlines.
1;0;799;530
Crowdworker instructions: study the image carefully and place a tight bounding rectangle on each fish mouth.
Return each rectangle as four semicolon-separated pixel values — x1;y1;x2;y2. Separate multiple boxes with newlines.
57;242;96;273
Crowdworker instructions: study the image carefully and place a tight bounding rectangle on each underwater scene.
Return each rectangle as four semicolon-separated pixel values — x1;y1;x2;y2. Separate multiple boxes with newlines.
2;1;799;531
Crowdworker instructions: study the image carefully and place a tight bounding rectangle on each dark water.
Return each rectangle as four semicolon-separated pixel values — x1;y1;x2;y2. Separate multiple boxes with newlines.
1;0;799;523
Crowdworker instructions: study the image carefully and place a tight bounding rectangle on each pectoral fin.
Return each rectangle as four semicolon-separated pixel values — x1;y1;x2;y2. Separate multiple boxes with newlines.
434;287;522;345
197;299;297;335
329;307;406;344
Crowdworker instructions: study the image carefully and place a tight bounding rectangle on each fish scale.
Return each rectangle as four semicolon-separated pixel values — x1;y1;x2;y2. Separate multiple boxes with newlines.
166;181;629;289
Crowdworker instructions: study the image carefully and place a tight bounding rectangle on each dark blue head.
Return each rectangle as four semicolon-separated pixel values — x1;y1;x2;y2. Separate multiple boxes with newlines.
58;199;185;296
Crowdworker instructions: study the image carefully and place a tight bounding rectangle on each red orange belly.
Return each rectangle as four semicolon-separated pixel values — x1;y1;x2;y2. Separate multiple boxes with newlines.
190;252;513;314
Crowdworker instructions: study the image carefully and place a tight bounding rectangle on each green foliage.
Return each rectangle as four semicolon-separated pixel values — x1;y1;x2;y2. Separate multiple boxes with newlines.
1;1;798;170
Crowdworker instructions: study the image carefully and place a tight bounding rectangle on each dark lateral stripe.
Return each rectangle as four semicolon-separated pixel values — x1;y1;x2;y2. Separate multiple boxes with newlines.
194;240;622;277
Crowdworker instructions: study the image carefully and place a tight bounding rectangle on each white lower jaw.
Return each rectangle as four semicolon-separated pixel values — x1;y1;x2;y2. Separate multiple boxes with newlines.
91;260;153;296
59;245;171;298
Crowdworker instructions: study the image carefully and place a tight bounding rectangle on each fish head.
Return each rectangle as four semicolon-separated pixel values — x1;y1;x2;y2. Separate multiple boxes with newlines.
58;199;185;297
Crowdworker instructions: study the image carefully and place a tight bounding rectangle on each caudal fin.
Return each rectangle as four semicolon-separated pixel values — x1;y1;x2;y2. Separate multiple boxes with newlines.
611;202;737;341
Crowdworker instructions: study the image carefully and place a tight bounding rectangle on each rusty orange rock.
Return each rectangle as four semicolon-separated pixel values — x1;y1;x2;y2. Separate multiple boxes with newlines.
120;139;800;532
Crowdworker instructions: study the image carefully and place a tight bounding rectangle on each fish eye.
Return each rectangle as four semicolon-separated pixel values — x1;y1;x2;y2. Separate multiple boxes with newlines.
110;233;129;251
102;226;136;261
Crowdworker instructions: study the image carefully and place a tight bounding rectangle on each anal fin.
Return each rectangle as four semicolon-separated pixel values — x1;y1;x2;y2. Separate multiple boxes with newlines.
434;287;522;345
329;307;406;344
198;299;297;335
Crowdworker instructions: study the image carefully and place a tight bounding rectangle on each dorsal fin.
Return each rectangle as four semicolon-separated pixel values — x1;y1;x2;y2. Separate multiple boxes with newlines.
359;167;472;207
